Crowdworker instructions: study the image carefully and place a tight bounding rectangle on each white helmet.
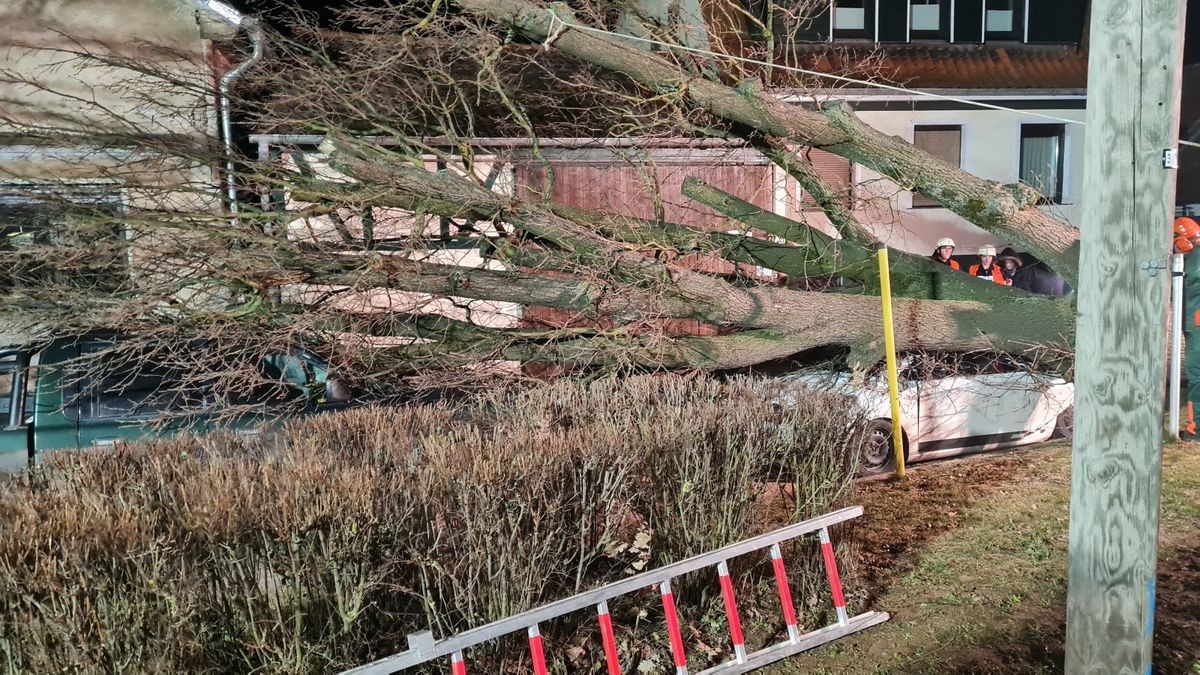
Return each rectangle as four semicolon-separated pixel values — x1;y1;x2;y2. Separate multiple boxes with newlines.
935;237;956;249
978;245;997;257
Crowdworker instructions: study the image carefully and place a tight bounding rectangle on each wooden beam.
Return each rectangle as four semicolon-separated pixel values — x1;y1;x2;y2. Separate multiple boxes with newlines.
1064;0;1187;671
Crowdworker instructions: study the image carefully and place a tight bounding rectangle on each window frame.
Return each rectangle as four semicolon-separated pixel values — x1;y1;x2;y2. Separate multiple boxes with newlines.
1;184;129;292
910;124;963;208
1018;123;1066;205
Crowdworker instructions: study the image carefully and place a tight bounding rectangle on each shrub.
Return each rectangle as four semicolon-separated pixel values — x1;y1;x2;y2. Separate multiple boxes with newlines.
0;375;862;673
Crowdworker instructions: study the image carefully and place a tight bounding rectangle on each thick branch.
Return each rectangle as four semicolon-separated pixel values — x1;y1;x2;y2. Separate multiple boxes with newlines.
755;140;876;248
681;178;1031;302
314;282;1073;371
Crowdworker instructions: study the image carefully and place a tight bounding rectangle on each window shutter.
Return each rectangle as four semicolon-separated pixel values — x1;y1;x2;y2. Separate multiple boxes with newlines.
912;126;961;207
803;149;852;205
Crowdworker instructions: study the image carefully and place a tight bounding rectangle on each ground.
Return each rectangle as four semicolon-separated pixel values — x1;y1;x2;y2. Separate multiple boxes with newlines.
771;443;1200;674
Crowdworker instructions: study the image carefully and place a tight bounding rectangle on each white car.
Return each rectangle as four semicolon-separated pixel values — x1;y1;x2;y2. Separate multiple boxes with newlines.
778;351;1074;475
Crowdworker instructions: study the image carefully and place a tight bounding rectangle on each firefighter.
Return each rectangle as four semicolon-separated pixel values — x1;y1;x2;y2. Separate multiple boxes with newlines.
968;245;1010;285
930;237;960;270
1175;217;1200;440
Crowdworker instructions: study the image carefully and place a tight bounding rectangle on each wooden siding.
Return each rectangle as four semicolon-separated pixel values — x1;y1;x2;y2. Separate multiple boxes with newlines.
515;157;776;339
516;161;774;229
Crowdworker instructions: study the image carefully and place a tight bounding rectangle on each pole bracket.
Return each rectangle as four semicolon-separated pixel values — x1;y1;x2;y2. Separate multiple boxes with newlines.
1141;258;1168;277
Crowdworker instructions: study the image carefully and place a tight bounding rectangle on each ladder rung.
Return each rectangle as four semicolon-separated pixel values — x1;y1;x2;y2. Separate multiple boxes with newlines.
818;527;849;627
527;624;548;675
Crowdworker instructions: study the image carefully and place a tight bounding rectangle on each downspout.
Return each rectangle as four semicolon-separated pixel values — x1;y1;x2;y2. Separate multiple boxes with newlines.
217;16;263;227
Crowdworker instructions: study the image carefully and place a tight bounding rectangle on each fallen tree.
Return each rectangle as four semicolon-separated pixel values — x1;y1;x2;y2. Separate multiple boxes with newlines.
0;0;1079;392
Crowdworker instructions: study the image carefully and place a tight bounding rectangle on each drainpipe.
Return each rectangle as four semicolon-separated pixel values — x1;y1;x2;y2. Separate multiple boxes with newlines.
217;15;264;225
202;0;264;226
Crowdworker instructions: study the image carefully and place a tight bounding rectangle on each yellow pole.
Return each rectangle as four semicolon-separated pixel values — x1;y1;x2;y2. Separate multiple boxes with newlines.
876;245;906;478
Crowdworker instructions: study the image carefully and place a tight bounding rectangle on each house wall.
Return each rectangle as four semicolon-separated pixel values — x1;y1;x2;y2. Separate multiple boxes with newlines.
0;1;241;345
278;149;523;329
0;0;228;187
513;146;786;335
852;104;1086;255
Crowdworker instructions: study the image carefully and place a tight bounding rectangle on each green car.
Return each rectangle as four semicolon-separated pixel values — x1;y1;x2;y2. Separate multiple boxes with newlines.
0;336;353;472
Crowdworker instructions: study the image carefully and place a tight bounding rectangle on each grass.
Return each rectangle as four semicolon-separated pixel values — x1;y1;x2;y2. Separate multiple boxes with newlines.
769;442;1200;674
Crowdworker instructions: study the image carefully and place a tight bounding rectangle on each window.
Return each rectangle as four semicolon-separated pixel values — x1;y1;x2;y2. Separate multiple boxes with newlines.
1020;124;1066;204
799;148;853;208
911;125;961;207
985;0;1019;40
911;0;940;31
0;353;34;428
0;359;14;424
833;0;867;36
76;344;196;421
1;188;127;293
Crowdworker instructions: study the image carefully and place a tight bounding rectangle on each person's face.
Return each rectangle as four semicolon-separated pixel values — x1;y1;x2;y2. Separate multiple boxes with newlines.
937;246;953;260
1003;258;1017;271
980;255;995;267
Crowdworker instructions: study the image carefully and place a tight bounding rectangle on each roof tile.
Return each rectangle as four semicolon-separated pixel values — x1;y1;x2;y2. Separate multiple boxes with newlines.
784;43;1088;89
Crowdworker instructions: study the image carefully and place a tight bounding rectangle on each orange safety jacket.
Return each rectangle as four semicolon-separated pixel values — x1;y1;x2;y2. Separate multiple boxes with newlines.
968;263;1008;285
932;257;961;270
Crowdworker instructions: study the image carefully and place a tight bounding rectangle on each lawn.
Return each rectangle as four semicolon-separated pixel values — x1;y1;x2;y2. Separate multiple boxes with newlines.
771;443;1200;674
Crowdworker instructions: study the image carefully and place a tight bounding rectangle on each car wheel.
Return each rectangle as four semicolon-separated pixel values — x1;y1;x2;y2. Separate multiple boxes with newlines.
858;419;899;476
1054;407;1074;440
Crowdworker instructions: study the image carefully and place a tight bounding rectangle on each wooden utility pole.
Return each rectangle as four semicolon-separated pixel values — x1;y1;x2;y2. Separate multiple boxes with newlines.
1065;0;1187;671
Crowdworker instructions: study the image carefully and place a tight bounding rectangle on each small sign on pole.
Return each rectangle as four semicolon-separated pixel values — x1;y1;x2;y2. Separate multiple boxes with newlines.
876;245;906;478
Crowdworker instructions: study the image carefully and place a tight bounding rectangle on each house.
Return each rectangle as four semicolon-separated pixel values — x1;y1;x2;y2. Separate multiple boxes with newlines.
1;0;254;343
5;0;1085;294
728;0;1091;257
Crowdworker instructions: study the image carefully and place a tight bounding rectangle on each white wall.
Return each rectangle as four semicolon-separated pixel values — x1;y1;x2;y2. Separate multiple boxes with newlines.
280;150;523;329
852;106;1086;256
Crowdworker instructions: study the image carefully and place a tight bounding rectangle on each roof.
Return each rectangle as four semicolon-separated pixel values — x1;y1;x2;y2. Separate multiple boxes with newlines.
783;43;1089;90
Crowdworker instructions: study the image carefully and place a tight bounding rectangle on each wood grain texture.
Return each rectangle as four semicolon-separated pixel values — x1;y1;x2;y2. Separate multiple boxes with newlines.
1065;0;1186;672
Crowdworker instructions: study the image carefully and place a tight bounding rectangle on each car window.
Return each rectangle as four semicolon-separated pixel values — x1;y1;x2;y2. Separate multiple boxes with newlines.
77;346;196;421
226;353;317;407
0;363;13;421
263;353;326;389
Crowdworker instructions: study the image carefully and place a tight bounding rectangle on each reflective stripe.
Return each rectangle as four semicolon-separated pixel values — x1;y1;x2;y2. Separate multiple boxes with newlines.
527;625;547;675
597;601;621;675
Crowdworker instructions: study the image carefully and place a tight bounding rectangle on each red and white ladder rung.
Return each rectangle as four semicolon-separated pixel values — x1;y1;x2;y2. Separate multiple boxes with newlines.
342;506;887;675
